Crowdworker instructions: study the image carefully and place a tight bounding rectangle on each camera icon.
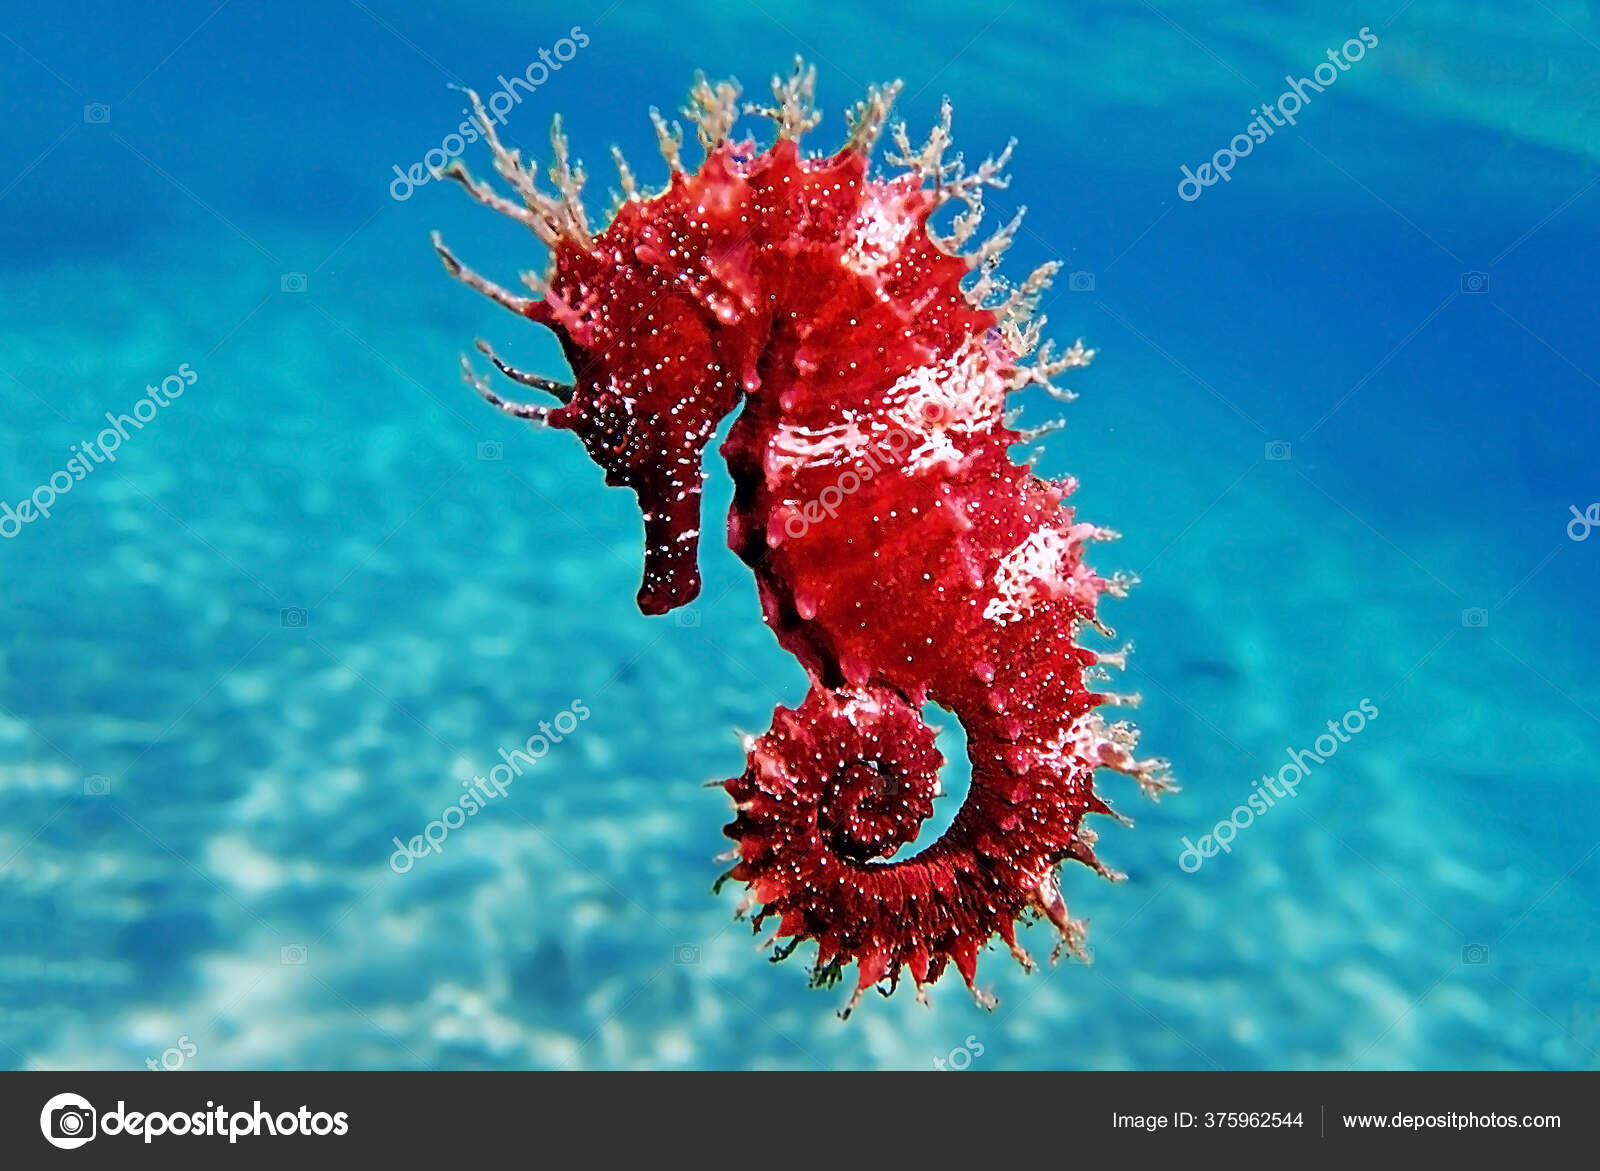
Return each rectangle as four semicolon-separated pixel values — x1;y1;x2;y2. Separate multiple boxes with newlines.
1461;607;1489;628
673;943;700;965
1460;271;1489;294
280;944;308;965
674;607;701;628
1265;440;1292;461
1461;943;1490;965
280;607;308;628
476;440;504;461
40;1093;97;1149
83;775;111;796
280;272;308;294
83;103;111;124
1067;270;1096;293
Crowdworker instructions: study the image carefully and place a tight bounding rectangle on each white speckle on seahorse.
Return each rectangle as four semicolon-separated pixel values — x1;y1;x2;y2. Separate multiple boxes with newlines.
842;188;916;277
768;414;881;473
885;339;1007;475
984;527;1071;623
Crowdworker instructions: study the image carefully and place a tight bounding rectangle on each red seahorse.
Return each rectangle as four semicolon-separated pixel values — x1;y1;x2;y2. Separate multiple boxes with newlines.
433;62;1172;1016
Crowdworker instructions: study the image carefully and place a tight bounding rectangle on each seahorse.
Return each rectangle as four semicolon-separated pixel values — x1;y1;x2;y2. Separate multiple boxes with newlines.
433;62;1172;1016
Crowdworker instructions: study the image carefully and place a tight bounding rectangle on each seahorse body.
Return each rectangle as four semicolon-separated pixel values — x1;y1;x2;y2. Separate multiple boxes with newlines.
435;65;1171;1015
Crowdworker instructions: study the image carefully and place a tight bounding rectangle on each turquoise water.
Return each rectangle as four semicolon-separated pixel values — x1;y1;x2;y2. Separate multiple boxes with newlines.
1;0;1596;1069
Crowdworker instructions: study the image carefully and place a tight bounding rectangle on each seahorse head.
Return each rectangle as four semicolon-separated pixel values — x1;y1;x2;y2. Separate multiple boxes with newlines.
433;66;919;614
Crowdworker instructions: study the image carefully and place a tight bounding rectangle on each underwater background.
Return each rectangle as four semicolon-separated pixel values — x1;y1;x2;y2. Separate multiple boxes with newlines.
1;0;1596;1070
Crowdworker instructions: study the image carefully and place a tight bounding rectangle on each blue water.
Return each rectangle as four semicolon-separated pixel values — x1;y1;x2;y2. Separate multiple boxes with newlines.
2;0;1596;1070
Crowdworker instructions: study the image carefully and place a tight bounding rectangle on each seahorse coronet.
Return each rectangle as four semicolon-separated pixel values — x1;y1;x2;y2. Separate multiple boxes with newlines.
435;62;1173;1017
